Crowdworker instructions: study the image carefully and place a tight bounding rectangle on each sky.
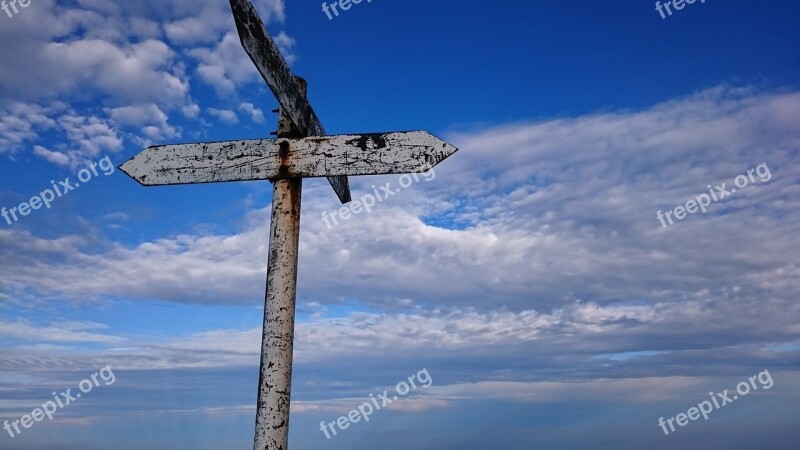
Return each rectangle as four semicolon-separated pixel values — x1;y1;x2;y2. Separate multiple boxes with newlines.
1;0;799;449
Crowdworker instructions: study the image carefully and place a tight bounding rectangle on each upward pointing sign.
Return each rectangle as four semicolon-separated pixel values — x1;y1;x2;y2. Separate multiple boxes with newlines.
229;0;351;203
118;1;458;449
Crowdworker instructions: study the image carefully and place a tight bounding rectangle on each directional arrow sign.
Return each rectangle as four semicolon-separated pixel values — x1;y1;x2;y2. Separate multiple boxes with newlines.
119;131;457;186
229;0;351;203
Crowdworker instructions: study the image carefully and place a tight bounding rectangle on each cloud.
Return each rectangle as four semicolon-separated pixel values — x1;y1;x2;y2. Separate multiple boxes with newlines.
190;31;260;94
45;39;190;106
163;0;288;46
272;31;296;66
2;87;798;312
33;145;70;166
1;87;798;386
164;5;233;46
1;103;123;165
0;102;62;154
207;107;240;125
0;0;295;166
59;113;124;158
106;103;181;145
0;319;125;344
290;397;449;415
0;28;192;108
239;102;265;123
188;29;296;95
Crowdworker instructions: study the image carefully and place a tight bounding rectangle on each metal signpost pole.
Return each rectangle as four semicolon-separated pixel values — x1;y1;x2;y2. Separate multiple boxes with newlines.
254;82;305;450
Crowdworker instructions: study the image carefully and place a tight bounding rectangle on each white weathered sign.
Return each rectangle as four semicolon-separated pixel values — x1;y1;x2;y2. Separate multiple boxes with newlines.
119;131;456;185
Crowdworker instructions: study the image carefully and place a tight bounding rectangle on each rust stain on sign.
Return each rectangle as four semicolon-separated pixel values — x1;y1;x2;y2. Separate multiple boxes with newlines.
278;141;291;178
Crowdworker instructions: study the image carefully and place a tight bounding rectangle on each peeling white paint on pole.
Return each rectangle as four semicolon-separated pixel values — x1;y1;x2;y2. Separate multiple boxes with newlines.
254;174;301;450
251;80;306;449
118;132;457;185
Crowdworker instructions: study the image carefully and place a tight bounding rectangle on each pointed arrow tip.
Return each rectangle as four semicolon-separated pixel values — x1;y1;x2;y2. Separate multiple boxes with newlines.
118;160;134;177
118;156;151;186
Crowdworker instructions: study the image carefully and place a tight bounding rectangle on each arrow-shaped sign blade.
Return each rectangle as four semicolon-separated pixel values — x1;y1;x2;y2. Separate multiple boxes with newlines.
230;0;321;136
229;0;350;203
119;131;457;186
293;131;457;177
119;138;275;186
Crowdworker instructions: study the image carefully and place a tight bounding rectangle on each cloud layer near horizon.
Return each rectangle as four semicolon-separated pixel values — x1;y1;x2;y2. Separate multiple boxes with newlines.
2;88;798;400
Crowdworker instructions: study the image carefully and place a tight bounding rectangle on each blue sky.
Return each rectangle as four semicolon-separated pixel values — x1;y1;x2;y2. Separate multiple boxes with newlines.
1;0;799;448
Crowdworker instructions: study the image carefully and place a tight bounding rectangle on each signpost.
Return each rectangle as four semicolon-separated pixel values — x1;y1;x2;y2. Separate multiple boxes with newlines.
119;1;457;448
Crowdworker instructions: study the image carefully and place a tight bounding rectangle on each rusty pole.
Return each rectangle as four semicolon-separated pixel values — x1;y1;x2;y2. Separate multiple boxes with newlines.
253;79;306;450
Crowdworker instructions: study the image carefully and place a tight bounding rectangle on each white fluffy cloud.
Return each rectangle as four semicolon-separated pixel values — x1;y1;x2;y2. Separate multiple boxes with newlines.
33;145;70;166
0;102;62;154
106;103;181;145
190;31;261;94
239;102;265;123
0;0;290;165
0;103;123;165
3;88;798;312
208;107;240;125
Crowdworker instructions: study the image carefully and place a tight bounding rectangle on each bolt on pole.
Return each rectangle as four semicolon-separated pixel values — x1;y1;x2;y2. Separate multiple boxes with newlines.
253;78;307;450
